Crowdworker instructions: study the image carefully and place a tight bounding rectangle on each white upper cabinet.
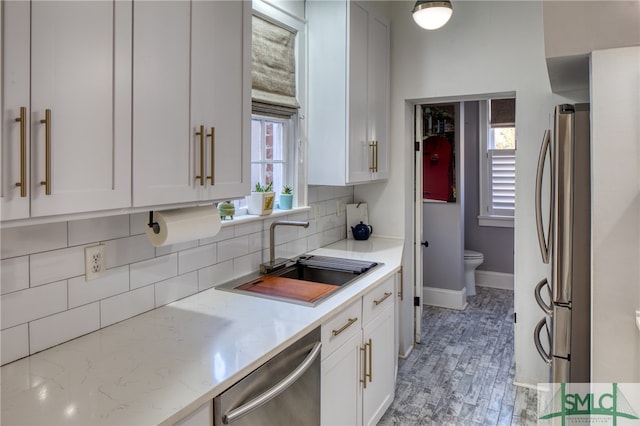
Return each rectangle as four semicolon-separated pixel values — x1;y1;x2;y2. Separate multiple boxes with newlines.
1;0;132;220
308;0;390;186
133;0;250;208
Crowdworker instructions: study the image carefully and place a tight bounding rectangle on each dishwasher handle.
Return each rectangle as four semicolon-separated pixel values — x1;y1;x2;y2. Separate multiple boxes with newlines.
223;341;322;424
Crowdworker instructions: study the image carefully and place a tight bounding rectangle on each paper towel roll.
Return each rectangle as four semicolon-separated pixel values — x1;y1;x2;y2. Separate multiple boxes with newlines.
146;205;222;247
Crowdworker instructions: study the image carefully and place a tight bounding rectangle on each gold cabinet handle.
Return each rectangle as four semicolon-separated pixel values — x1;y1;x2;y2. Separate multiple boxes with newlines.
39;109;51;195
367;339;373;383
195;125;205;186
398;266;403;301
369;141;375;172
14;107;27;197
360;344;367;389
373;291;392;306
206;127;215;185
374;141;379;172
332;317;357;336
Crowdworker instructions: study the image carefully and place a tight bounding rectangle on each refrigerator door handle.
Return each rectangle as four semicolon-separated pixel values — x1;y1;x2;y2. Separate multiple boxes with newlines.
535;129;552;264
534;316;552;365
534;278;553;315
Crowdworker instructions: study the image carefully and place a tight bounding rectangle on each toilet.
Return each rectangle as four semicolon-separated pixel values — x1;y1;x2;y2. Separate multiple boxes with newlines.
464;250;484;296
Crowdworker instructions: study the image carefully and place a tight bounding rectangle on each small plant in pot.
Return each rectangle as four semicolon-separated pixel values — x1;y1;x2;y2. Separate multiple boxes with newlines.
247;182;275;215
279;185;294;210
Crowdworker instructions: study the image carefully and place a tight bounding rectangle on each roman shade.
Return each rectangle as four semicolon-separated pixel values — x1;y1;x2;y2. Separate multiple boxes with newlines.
252;15;299;115
490;98;516;127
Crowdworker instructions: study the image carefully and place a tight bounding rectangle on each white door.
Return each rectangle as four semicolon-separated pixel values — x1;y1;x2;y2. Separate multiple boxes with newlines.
192;0;250;201
133;1;196;207
29;0;131;217
414;104;424;343
367;12;390;181
362;304;395;426
321;331;362;426
1;1;30;220
347;1;370;184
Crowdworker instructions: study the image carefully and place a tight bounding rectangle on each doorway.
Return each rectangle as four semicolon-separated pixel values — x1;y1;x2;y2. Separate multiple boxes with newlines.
414;96;516;323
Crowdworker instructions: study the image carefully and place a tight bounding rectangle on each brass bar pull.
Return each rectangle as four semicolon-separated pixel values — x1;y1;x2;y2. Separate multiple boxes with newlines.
331;317;358;336
360;345;367;389
195;125;205;186
366;338;372;383
373;292;392;306
369;141;375;172
39;109;51;195
14;107;27;197
374;141;379;172
398;266;403;301
206;127;215;185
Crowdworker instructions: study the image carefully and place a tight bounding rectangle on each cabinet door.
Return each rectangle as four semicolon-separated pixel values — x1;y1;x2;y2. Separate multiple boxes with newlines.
133;1;196;207
321;331;363;426
1;0;30;220
362;304;395;426
30;0;131;217
367;13;390;181
347;1;372;184
192;0;250;201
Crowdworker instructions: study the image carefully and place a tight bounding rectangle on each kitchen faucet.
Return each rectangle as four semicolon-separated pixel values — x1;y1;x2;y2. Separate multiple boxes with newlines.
260;220;310;274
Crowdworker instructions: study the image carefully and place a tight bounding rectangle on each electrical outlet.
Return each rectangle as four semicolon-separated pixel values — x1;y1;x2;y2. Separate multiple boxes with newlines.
85;245;105;281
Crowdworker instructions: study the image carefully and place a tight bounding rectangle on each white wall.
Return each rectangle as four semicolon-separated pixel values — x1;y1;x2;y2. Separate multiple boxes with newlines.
590;46;640;382
355;0;557;385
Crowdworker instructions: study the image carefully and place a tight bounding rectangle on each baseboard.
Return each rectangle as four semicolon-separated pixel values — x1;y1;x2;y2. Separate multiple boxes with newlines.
398;344;413;360
422;286;468;310
475;270;514;290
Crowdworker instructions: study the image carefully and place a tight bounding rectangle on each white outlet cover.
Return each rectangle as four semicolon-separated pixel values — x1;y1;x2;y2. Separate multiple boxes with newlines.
85;245;105;281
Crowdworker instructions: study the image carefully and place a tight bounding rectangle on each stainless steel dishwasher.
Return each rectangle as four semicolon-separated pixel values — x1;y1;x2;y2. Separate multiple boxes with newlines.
214;327;321;425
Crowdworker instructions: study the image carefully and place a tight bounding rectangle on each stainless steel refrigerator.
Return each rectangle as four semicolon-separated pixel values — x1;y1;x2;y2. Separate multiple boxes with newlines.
533;104;591;383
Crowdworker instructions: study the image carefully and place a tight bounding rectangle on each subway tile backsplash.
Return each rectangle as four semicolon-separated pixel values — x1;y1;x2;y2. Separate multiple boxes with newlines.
0;185;353;365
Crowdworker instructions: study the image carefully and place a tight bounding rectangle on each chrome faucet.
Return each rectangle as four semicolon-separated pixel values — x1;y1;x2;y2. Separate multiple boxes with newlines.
260;220;310;274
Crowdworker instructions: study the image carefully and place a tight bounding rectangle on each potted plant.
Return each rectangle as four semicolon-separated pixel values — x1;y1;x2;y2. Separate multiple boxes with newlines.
279;185;293;210
247;182;275;215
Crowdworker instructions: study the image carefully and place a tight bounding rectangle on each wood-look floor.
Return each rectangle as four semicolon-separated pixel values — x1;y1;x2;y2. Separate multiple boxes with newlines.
379;287;539;425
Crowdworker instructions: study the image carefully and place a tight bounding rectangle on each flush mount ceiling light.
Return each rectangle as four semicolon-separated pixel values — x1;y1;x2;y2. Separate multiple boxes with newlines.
412;0;453;30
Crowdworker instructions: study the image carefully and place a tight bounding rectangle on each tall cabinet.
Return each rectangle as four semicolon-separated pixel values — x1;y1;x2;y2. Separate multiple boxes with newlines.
133;0;250;207
307;0;390;186
1;0;132;220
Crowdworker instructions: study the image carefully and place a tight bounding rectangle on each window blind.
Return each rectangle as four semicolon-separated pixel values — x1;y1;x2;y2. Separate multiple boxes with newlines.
252;15;299;116
490;98;516;128
488;149;516;215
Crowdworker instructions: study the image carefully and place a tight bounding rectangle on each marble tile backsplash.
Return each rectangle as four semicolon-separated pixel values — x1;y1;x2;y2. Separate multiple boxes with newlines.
0;185;353;365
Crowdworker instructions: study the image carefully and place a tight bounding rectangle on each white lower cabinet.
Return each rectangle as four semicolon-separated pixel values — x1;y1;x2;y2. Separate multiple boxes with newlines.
321;276;396;426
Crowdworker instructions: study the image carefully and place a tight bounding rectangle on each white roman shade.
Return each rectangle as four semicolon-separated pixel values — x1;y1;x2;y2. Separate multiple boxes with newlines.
488;148;516;215
252;15;299;115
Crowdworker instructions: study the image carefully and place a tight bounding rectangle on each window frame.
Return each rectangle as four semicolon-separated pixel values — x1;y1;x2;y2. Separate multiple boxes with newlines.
478;100;515;228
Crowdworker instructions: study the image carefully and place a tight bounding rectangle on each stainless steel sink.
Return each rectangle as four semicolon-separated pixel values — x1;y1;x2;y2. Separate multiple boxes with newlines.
216;255;381;306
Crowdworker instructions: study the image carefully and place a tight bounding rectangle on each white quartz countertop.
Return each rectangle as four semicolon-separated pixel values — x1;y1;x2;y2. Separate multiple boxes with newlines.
0;237;404;426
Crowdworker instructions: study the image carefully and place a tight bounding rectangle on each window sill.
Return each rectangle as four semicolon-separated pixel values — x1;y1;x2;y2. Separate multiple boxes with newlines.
478;215;514;228
219;206;311;227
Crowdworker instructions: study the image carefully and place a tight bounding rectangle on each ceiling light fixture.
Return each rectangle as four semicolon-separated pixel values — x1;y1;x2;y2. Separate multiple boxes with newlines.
412;0;453;30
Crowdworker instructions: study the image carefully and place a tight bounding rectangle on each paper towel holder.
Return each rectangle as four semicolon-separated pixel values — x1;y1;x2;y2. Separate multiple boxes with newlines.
148;211;161;234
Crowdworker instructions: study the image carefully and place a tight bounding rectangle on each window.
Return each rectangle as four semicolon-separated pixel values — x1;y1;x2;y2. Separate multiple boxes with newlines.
479;98;516;227
250;115;293;196
231;2;306;216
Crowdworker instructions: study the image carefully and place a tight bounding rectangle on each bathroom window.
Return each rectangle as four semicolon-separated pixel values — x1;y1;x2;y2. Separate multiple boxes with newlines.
479;98;516;228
